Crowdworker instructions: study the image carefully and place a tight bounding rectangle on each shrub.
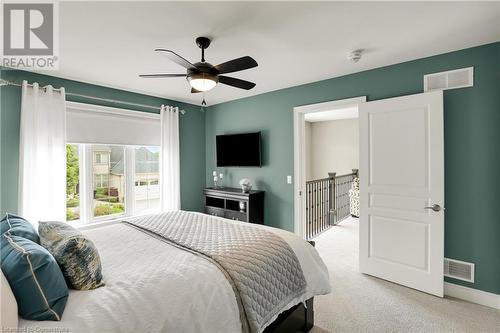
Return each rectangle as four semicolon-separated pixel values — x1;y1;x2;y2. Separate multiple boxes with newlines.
66;209;74;220
94;205;112;216
111;203;124;214
94;203;124;216
95;187;107;195
66;198;79;208
66;209;79;221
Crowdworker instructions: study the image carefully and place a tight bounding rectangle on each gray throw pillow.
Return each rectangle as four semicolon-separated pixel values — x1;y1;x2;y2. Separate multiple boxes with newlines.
38;221;104;290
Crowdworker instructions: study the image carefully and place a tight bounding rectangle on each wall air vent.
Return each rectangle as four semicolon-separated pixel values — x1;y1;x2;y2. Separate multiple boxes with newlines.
444;258;474;283
424;67;473;92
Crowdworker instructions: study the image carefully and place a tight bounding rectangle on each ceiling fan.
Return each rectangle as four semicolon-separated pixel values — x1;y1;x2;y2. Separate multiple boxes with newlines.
139;37;258;93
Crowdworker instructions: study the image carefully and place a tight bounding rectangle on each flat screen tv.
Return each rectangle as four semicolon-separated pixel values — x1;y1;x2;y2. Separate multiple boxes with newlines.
216;132;262;167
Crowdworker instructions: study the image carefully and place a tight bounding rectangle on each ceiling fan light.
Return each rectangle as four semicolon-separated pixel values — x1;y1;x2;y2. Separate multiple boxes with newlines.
188;73;218;92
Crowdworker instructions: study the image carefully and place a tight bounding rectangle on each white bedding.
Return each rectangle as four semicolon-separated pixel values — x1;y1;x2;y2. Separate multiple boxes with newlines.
19;213;330;333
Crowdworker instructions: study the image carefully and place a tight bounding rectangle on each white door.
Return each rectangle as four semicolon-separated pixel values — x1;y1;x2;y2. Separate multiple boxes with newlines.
359;90;444;297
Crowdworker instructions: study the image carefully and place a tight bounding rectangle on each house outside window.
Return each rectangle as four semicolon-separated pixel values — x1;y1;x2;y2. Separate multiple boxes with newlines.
92;145;125;218
66;144;161;223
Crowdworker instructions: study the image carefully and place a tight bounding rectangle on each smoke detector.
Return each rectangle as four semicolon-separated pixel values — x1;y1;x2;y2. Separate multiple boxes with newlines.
348;50;363;63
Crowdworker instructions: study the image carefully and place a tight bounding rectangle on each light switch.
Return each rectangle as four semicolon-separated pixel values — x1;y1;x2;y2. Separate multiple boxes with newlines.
287;175;292;184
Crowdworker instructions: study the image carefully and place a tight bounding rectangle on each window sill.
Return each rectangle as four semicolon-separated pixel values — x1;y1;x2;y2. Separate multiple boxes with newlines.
73;218;121;231
71;210;161;231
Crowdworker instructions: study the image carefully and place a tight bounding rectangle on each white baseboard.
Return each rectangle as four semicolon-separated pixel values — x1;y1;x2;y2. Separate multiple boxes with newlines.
444;282;500;309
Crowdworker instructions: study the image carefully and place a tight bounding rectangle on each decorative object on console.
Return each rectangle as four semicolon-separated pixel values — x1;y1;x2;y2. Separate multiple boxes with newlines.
239;178;252;193
38;221;104;290
212;171;225;188
212;170;219;188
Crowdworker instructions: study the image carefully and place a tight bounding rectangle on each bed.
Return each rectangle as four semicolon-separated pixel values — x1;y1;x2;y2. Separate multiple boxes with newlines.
19;211;330;333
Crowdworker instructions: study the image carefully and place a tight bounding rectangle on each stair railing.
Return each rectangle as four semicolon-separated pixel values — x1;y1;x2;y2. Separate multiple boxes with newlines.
305;169;358;240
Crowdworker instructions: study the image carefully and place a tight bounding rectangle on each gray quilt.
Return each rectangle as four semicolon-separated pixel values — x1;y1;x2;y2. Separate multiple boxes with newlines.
123;211;306;333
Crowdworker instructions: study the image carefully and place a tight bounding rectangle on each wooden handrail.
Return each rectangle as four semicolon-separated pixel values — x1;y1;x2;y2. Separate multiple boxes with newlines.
306;171;355;184
306;176;332;184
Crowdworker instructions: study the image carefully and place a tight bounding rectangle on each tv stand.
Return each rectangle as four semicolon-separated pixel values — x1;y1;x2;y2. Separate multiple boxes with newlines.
203;187;265;224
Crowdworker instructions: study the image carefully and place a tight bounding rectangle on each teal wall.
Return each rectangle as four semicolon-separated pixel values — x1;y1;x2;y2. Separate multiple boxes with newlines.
205;42;500;295
0;69;206;215
1;43;498;295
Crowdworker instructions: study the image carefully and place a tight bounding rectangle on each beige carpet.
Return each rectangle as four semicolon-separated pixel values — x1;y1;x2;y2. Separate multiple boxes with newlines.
311;218;500;333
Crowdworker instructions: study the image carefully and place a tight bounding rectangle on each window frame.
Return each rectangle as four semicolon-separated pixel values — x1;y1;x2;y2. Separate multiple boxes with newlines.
67;143;161;225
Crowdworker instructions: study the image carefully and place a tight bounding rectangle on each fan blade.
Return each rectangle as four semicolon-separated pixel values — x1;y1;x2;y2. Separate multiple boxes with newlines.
215;56;258;74
191;88;202;93
218;76;256;90
139;74;186;78
155;49;196;69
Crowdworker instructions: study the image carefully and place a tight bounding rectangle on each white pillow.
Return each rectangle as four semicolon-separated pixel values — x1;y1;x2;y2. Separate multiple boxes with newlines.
1;270;18;330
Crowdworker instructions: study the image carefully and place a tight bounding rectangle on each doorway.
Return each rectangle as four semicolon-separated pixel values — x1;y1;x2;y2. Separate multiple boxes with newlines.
293;91;445;297
293;96;366;239
303;109;360;239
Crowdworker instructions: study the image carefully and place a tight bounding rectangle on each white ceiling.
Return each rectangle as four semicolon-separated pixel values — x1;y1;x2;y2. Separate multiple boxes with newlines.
305;106;358;122
42;1;500;106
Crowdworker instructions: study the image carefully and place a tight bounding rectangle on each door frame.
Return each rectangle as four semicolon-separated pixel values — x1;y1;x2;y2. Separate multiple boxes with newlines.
292;96;366;238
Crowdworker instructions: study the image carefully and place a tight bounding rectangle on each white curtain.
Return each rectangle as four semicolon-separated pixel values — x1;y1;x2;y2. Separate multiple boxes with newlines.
18;81;67;224
160;105;181;211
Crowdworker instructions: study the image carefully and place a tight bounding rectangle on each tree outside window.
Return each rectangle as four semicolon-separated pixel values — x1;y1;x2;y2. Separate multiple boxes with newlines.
66;145;80;221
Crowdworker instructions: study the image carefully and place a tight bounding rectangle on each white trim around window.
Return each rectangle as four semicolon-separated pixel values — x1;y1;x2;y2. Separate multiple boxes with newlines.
68;143;161;226
65;102;162;225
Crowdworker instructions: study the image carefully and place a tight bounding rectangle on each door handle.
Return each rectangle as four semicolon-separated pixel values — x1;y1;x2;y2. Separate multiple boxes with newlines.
424;204;444;212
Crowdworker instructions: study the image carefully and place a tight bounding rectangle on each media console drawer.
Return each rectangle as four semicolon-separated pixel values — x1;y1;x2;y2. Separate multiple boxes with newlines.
203;187;265;225
224;210;247;222
205;206;225;217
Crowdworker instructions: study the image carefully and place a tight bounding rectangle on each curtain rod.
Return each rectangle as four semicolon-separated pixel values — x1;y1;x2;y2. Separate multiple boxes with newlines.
0;79;186;115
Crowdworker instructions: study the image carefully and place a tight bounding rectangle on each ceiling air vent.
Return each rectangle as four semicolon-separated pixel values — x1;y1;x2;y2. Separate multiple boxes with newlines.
444;258;474;283
424;67;473;92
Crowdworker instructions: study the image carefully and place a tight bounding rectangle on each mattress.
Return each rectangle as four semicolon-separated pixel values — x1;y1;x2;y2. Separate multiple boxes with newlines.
19;214;330;333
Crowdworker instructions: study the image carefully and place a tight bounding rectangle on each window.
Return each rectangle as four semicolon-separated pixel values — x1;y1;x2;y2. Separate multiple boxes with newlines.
94;174;108;188
66;143;161;224
92;145;125;218
94;152;108;165
134;146;160;213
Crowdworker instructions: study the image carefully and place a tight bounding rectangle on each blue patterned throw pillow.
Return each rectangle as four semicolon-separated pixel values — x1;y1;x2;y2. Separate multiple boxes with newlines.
1;233;68;321
38;221;104;290
1;213;39;243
